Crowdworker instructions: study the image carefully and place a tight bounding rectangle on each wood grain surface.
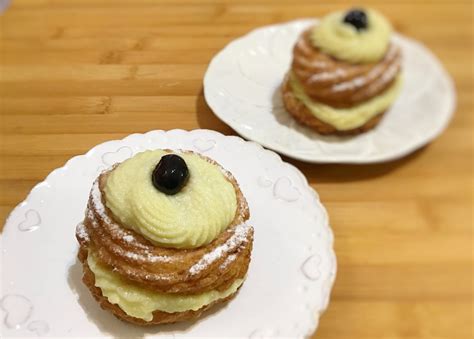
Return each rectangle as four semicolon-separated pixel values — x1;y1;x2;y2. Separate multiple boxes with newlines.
0;1;472;338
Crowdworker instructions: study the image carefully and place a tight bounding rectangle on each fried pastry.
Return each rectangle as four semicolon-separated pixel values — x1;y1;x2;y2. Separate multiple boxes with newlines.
75;150;253;325
282;8;403;135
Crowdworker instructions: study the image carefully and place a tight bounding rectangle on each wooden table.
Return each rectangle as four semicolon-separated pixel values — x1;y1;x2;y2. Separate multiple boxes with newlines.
0;1;472;338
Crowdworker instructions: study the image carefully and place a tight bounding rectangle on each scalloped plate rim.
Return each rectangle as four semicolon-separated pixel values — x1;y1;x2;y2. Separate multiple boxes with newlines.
0;129;337;338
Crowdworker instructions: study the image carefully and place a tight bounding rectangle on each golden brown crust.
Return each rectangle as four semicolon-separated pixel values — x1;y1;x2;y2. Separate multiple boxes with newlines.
281;75;385;135
292;28;401;108
75;150;253;325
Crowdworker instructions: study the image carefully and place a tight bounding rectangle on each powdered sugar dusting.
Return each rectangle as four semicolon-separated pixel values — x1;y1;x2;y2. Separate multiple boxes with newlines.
293;38;400;95
122;248;171;263
87;171;251;277
89;179;143;245
295;55;328;69
76;222;89;242
330;46;399;93
119;265;172;282
308;68;346;84
89;217;171;263
90;179;111;223
189;223;251;276
88;177;171;261
219;253;237;270
379;61;400;85
296;37;314;56
122;234;134;243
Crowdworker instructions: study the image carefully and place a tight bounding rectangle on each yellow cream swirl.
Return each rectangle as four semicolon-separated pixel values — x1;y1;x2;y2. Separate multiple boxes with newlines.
104;150;237;249
87;251;243;321
289;72;402;130
311;9;392;63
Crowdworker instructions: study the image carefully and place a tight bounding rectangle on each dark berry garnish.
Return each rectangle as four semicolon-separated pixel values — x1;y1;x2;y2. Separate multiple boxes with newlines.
343;9;368;31
152;154;189;195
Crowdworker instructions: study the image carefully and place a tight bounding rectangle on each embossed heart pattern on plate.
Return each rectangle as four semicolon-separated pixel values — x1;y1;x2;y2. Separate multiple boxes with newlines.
0;130;336;338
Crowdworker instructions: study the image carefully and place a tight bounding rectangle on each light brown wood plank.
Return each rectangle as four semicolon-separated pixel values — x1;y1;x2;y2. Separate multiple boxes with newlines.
0;1;472;338
332;263;472;300
0;96;111;115
0;65;207;81
316;301;471;339
0;37;231;52
0;80;203;96
0;50;217;65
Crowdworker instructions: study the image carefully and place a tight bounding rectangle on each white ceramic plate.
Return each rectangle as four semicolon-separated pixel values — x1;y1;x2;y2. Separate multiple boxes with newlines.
204;19;456;163
0;130;336;338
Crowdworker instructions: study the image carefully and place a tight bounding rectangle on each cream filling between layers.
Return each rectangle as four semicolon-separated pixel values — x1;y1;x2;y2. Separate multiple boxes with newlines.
104;150;238;249
87;251;244;321
289;72;402;130
310;9;392;63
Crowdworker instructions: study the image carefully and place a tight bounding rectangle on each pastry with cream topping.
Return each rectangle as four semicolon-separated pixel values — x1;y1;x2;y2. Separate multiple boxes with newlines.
75;150;253;325
282;8;402;135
